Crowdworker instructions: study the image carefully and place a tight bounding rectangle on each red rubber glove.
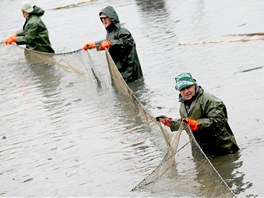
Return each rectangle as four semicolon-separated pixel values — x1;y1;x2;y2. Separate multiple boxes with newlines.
156;116;172;127
99;40;111;50
5;34;17;45
82;42;96;51
184;118;198;131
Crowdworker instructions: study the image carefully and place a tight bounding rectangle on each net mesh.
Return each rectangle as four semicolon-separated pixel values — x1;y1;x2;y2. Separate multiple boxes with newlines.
9;45;235;197
14;45;110;90
105;49;235;197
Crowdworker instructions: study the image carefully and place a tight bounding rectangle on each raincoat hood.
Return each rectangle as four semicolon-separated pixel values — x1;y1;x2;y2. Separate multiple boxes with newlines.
99;6;120;28
97;6;143;82
29;5;45;17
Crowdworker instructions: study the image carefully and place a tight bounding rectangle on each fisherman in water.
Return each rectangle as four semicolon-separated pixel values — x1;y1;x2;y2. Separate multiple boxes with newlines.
156;72;239;156
82;6;143;83
5;1;54;53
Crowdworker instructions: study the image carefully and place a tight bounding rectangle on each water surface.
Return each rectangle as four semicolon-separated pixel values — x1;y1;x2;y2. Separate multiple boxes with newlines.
1;0;264;196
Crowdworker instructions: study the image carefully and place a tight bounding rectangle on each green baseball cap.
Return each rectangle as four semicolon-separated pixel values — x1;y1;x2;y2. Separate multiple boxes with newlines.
21;1;34;13
175;72;196;91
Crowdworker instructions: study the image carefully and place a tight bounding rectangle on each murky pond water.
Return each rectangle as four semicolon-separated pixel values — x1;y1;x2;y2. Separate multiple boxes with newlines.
1;0;264;196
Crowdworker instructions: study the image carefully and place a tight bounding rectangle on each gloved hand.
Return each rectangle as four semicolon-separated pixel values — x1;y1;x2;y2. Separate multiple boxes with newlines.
5;34;17;45
82;42;96;51
156;115;172;127
99;40;111;50
184;118;198;131
170;118;186;131
155;115;168;121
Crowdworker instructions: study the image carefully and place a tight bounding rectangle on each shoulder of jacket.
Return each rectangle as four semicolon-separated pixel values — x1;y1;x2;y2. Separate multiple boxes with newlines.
27;17;42;27
199;90;223;108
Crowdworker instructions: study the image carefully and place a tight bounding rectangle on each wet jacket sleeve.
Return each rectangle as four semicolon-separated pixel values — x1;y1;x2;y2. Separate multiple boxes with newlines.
16;22;38;45
109;28;134;52
16;30;24;37
197;97;228;131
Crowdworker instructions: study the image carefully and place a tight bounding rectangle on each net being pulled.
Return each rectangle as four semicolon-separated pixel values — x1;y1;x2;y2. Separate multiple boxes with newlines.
13;45;110;91
105;49;235;197
8;45;235;197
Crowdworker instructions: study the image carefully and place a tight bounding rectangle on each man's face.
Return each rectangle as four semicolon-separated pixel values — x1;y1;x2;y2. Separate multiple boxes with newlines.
100;16;112;28
22;10;29;18
179;84;196;101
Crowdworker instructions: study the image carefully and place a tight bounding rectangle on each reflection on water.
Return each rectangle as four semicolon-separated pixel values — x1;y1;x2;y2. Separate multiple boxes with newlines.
210;153;253;195
135;0;167;13
27;63;65;119
134;0;177;48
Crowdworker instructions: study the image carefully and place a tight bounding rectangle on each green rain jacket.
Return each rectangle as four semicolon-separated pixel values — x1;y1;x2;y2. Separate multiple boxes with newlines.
178;85;239;156
16;6;54;53
98;6;143;83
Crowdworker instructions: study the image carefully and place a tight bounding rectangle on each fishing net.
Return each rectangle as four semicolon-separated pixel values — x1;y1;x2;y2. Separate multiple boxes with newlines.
7;45;235;197
105;49;235;197
12;45;110;91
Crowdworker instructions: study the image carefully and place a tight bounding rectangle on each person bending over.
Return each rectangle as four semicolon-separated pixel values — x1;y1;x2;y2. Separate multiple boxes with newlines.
156;72;239;156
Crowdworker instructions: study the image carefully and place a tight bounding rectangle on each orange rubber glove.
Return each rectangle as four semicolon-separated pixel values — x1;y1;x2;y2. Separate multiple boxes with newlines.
5;34;17;45
156;115;172;127
82;42;96;51
99;40;111;50
184;118;198;131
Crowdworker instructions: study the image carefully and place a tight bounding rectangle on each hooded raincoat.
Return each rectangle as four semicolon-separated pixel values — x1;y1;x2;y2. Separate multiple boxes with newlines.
178;85;239;156
16;5;54;53
98;6;143;83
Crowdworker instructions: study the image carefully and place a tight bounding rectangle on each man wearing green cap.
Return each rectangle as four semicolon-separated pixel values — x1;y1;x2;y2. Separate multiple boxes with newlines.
4;1;54;53
156;72;239;156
